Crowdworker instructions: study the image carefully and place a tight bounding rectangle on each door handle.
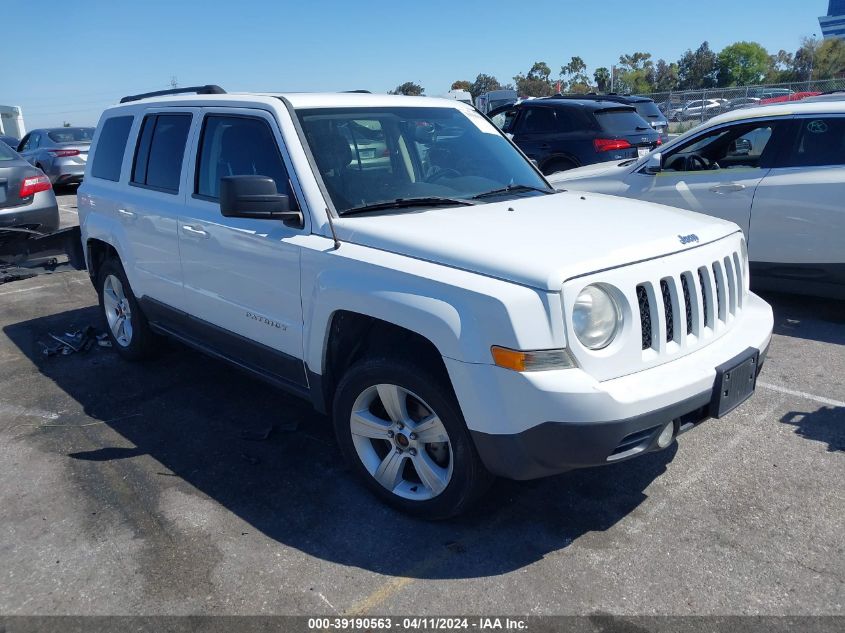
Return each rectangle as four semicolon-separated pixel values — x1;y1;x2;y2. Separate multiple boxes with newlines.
182;225;209;238
709;183;746;194
117;208;136;219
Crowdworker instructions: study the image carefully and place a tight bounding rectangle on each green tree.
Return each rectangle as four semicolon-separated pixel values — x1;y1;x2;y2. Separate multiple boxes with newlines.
615;52;655;94
560;56;591;93
767;49;795;83
716;41;770;86
469;73;502;99
513;61;554;97
654;59;679;91
390;81;424;96
594;67;611;92
813;38;845;80
450;80;472;92
792;37;818;81
677;41;718;89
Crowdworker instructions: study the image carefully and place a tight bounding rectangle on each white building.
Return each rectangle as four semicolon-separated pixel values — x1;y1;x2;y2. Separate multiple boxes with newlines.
0;105;26;138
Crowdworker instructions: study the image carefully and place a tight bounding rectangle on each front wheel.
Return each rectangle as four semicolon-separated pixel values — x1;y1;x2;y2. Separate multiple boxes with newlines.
333;357;492;519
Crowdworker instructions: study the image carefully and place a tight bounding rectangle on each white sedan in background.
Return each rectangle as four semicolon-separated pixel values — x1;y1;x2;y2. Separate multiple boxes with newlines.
549;101;845;299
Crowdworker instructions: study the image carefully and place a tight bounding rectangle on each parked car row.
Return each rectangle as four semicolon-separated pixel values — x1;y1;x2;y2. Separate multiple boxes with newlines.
549;100;845;299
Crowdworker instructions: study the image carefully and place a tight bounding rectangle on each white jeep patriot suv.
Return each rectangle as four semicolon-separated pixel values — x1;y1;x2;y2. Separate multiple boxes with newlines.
78;86;774;518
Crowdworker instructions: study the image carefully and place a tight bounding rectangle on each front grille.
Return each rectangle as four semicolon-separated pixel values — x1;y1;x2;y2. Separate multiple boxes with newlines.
660;279;674;343
681;274;693;334
636;285;651;350
636;247;745;353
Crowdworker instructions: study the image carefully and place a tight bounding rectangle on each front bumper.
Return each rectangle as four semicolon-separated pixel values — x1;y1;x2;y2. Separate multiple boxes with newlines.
446;292;773;480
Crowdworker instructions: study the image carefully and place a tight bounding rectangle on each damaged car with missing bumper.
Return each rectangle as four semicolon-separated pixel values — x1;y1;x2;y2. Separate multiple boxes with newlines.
77;87;773;518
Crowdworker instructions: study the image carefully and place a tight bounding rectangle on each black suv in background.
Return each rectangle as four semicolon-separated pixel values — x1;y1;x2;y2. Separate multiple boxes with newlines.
551;93;669;142
488;97;660;175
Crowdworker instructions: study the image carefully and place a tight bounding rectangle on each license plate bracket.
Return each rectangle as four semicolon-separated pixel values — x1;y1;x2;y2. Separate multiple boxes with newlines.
710;348;759;418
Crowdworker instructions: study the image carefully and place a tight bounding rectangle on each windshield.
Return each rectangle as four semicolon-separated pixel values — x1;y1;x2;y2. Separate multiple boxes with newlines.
297;106;550;215
47;127;95;143
0;142;17;161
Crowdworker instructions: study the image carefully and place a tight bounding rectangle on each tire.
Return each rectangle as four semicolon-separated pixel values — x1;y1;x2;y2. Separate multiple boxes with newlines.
332;356;493;519
542;159;576;176
97;257;159;360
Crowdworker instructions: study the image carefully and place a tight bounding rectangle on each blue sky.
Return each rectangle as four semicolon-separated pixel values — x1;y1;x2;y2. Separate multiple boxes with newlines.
1;0;826;130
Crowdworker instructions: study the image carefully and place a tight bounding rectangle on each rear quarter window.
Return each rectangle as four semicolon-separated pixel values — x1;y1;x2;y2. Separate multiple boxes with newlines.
91;116;134;182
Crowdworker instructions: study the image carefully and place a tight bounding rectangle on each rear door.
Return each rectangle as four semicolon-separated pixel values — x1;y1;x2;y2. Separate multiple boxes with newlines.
17;132;40;165
121;109;198;309
749;115;845;272
619;118;790;236
178;108;308;387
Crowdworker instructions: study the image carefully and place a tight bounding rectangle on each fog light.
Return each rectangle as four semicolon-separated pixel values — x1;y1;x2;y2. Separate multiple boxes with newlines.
657;422;675;448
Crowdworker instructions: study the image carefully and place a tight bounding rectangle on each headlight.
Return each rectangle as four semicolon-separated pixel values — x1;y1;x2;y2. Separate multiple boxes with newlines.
572;284;621;350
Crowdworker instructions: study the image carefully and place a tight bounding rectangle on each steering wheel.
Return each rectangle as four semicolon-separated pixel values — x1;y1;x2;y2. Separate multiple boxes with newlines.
425;168;461;183
684;153;717;171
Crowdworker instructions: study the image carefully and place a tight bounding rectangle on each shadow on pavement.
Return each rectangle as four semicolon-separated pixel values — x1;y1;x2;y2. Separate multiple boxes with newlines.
781;408;845;453
4;305;676;580
757;291;845;346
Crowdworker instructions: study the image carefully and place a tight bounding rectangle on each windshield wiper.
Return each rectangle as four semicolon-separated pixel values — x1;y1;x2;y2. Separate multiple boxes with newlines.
339;196;476;217
471;184;554;200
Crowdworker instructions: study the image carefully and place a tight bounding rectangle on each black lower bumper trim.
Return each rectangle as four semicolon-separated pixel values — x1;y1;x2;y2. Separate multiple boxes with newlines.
475;385;731;480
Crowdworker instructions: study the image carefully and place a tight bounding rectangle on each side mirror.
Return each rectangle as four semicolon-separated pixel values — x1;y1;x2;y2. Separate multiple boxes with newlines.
219;175;303;226
644;152;663;174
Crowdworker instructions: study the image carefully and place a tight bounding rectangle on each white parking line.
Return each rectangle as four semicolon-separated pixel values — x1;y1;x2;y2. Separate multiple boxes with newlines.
758;381;845;408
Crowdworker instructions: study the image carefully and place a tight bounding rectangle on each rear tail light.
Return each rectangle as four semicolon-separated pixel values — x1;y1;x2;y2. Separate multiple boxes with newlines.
49;149;80;157
656;138;663;146
593;138;632;152
20;174;52;197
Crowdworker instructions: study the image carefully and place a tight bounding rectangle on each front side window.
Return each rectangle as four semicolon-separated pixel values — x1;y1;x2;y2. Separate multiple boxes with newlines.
196;115;294;203
297;106;550;215
131;114;192;193
91;116;133;182
781;117;845;168
662;121;780;172
489;109;518;133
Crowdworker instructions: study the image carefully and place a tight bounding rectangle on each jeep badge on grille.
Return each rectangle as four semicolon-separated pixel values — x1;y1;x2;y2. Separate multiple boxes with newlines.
678;233;700;245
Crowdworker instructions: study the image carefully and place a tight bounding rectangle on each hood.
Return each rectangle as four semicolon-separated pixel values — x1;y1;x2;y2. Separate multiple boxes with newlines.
334;191;739;291
548;159;635;185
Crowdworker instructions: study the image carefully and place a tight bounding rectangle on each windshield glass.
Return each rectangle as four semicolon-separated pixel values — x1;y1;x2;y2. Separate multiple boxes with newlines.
47;127;95;143
0;141;17;161
297;106;549;214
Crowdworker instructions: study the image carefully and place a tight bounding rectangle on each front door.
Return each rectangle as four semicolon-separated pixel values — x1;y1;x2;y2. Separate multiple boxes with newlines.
178;108;308;387
620;118;789;236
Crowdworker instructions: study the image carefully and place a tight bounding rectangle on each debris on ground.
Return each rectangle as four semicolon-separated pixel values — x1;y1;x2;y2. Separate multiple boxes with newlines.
39;326;105;357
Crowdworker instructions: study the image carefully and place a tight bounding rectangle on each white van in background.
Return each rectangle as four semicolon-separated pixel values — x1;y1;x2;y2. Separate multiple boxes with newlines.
475;89;518;114
443;90;473;105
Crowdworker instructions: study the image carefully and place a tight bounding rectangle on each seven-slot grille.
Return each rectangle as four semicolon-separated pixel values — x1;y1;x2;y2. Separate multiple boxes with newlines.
636;250;745;351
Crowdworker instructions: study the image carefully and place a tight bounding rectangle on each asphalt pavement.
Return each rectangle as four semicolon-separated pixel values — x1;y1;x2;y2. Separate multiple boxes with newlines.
0;191;842;617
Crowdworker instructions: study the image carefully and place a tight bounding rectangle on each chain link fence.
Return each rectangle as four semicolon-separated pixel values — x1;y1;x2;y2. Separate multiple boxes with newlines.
636;79;845;133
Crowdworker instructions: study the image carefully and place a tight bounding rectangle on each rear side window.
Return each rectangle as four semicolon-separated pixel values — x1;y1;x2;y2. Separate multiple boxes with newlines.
519;107;559;134
195;115;293;201
781;117;845;168
595;109;649;134
91;116;133;181
131;114;192;193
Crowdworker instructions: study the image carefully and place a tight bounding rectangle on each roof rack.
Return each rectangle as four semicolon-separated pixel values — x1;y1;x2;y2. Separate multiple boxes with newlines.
120;85;226;104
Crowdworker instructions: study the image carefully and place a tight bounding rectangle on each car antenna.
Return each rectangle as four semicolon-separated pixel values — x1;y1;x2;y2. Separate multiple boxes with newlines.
325;208;341;250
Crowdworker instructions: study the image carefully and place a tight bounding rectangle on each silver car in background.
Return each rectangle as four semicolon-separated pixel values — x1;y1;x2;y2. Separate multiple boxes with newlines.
17;127;94;187
0;141;60;239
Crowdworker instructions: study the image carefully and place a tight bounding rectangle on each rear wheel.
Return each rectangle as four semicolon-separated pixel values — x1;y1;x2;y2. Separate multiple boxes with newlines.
333;356;492;519
97;257;159;360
